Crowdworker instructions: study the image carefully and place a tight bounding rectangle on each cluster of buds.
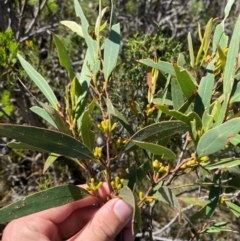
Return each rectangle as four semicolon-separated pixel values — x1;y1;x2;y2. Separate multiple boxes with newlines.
152;159;169;174
115;137;128;148
146;104;156;116
86;178;103;191
98;119;117;134
139;191;154;207
93;147;102;158
180;153;209;170
111;176;124;193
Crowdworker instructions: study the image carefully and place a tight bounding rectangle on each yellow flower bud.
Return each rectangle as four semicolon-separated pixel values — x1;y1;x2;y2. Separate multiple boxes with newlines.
111;122;118;131
139;191;144;200
200;156;209;162
153;159;160;168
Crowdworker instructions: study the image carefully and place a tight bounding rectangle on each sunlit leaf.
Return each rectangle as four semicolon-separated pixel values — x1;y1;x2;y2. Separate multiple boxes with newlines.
197;118;240;157
17;53;59;109
60;20;84;37
103;23;120;81
119;186;141;235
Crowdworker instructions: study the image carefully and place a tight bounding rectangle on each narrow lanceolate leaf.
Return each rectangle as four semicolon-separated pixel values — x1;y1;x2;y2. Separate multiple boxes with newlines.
103;23;120;81
17;53;59;109
206;173;221;218
105;97;134;135
119;186;141;235
44;153;60;173
40;102;72;136
188;32;195;68
53;33;75;81
153;186;180;212
60;20;84;38
173;63;197;99
74;0;89;30
206;158;240;170
0;124;94;159
0;185;90;223
197;118;240;157
131;140;176;161
81;100;95;151
225;201;240;218
198;60;215;109
171;78;185;110
138;59;175;76
217;15;240;125
30;106;57;128
124;121;189;152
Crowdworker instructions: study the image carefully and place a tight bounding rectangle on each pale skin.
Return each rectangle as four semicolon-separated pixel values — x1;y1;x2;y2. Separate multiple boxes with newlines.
2;183;134;241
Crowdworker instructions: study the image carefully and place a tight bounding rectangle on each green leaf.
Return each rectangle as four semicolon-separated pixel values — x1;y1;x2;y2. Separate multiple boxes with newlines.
217;15;240;125
0;124;94;159
188;32;195;68
230;134;240;146
124;161;152;191
60;20;84;38
206;158;240;170
153;186;180;212
138;59;175;76
205;173;221;218
8;141;47;152
197;118;240;157
173;63;197;99
105;97;134;136
131;140;175;161
201;222;235;234
124;121;189;152
40;102;72;135
171;78;185;109
17;53;59;109
177;53;186;67
30;106;57;128
136;160;152;182
103;23;120;81
225;201;240;218
198;60;215;109
74;0;89;30
230;82;240;103
53;33;75;81
74;0;98;64
44;153;59;172
119;186;141;235
81;100;95;151
0;185;90;223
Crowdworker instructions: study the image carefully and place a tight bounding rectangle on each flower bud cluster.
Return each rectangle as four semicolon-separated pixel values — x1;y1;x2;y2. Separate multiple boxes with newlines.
139;191;154;206
152;159;169;174
111;176;124;192
93;147;102;158
146;104;156;116
86;178;103;191
97;119;117;134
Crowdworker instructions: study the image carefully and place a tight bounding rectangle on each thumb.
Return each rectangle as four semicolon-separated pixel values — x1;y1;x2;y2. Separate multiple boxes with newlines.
73;198;134;241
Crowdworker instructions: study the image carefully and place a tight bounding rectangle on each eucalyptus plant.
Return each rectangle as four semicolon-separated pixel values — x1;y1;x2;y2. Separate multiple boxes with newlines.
1;0;240;239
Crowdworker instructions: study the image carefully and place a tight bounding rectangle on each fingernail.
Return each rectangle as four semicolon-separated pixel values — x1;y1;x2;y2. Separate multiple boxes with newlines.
113;199;133;221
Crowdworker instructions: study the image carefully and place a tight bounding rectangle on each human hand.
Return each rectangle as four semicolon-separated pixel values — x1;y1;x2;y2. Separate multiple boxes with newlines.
2;183;134;241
